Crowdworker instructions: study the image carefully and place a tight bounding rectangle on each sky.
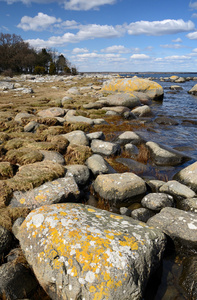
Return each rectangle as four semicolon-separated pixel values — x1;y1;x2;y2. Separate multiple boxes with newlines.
1;0;197;72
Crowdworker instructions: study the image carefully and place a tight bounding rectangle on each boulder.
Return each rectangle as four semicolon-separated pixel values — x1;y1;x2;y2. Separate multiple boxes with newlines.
159;180;196;200
86;154;115;175
132;105;152;117
18;203;166;300
14;112;34;124
41;150;65;165
94;172;146;203
0;261;38;299
146;141;187;166
173;161;197;193
9;177;79;210
116;131;141;146
0;226;13;260
65;165;90;185
62;130;89;146
37;107;65;118
147;207;197;251
102;77;164;101
188;84;197;95
178;198;197;214
131;208;155;222
100;93;141;109
91;139;121;156
65;110;94;125
102;106;130;115
180;256;197;300
87;131;105;141
141;193;174;212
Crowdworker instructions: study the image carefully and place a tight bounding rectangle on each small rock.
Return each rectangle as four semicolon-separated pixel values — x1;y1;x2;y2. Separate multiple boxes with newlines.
173;161;197;193
159;180;196;200
86;154;115;175
62;130;89;146
116;131;141;145
141;193;174;211
132;105;152;117
65;164;90;185
87;131;105;141
131;208;155;222
91;139;121;156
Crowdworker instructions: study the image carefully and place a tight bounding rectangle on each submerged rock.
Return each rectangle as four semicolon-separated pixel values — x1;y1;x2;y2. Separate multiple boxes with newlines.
18;203;166;300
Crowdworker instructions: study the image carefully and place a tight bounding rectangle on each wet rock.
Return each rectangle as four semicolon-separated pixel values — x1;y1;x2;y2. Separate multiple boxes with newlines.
18;203;166;300
86;154;115;175
116;157;150;173
124;143;139;155
175;77;186;83
87;131;105;141
146;141;187;166
65;164;90;185
188;83;197;95
170;85;183;91
141;193;174;212
180;256;197;300
41;150;65;165
147;207;197;251
123;110;137;119
91;139;121;156
178;198;197;214
174;161;197;193
0;261;38;299
62;130;89;146
116;131;141;146
94;172;146;203
37;107;65;118
159;180;196;200
102;77;164;101
101;93;141;109
131;208;155;222
155;116;179;125
0;226;13;260
10;177;79;210
132;105;152;117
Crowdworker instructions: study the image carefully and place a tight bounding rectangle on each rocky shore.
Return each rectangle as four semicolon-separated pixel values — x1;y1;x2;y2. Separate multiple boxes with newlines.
0;73;197;299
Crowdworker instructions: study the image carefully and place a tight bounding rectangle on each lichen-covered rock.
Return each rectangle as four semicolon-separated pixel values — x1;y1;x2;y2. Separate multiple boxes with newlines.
10;177;79;210
141;193;174;212
18;203;166;300
102;77;164;101
91;139;121;156
146;141;188;166
41;150;65;165
147;207;197;251
174;161;197;193
159;180;196;200
94;172;146;202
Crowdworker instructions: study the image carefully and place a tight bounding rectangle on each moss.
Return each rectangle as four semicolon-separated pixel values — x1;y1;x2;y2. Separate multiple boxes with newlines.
0;181;13;208
4;138;32;151
40;126;65;138
5;148;44;165
0;207;30;231
0;162;14;179
0;120;23;133
6;160;65;191
64;122;92;133
65;144;92;165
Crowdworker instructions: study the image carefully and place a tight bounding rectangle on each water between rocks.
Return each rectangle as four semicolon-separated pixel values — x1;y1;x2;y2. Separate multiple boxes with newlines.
116;73;197;299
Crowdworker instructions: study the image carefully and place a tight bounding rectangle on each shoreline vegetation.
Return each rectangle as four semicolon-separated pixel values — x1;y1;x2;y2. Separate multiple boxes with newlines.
0;73;196;299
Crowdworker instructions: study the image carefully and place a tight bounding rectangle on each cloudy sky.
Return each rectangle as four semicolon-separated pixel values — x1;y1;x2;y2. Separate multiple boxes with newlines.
1;0;197;72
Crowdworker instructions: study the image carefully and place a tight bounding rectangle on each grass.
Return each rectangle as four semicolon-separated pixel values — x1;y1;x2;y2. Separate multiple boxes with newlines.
0;206;30;230
65;144;92;165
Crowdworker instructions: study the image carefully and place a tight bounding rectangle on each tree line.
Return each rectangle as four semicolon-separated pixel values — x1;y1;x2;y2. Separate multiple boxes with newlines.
0;32;78;76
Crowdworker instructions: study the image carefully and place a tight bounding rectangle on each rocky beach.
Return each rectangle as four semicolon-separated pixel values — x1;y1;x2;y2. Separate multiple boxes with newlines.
0;73;197;300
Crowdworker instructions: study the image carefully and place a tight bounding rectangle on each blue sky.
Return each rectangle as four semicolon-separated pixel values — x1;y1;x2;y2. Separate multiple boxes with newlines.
1;0;197;72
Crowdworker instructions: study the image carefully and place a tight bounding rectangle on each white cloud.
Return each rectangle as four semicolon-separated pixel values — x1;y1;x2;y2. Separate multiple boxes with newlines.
127;19;195;36
189;1;197;9
1;0;117;10
172;38;182;43
160;43;185;49
64;0;116;10
155;55;191;62
187;31;197;39
101;45;130;53
130;54;150;59
72;47;89;53
17;12;61;31
191;13;197;18
77;24;123;39
55;20;79;29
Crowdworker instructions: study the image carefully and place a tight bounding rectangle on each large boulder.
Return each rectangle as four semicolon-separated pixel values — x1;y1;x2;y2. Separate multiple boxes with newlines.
62;130;89;146
173;161;197;193
102;77;164;101
18;203;166;300
147;207;197;251
94;172;146;203
99;93;141;109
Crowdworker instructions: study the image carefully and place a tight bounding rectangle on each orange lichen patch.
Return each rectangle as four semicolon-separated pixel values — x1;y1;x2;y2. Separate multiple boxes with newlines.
19;198;26;204
19;203;163;299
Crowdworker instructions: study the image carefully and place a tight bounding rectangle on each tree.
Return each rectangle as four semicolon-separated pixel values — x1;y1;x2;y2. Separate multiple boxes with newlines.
49;61;56;75
35;48;52;73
